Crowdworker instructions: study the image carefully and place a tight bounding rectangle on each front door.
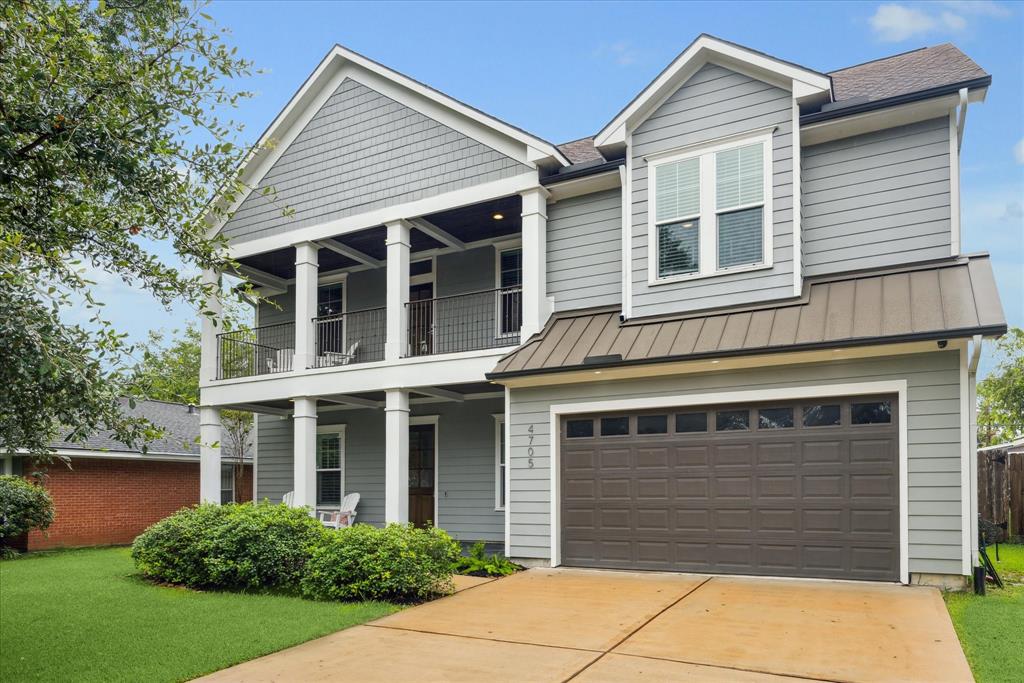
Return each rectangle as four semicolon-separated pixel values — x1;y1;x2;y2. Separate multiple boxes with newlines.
409;424;435;528
408;283;434;356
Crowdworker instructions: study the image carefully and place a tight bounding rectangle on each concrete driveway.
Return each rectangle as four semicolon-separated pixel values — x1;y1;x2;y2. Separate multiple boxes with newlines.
197;569;972;682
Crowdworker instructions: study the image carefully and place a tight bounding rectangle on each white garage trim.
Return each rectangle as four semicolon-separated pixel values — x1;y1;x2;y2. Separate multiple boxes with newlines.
548;379;910;584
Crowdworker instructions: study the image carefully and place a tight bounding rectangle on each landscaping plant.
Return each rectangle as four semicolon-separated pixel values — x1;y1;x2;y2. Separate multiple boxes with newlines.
0;475;54;552
454;541;521;577
302;524;461;603
132;502;327;590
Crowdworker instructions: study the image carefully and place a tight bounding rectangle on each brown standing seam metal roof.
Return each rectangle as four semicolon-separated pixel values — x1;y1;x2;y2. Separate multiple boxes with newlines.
488;255;1006;379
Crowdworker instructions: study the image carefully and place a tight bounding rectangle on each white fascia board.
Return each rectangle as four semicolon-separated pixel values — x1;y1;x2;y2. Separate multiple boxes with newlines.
15;449;209;463
594;35;830;148
199;347;514;405
227;172;539;259
800;91;985;147
545;168;621;203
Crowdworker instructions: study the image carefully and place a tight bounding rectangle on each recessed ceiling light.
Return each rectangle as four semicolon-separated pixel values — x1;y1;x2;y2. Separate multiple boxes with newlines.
492;212;504;220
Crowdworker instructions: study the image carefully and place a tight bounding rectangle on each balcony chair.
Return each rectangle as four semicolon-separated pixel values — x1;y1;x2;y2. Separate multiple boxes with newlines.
320;340;360;367
318;492;360;529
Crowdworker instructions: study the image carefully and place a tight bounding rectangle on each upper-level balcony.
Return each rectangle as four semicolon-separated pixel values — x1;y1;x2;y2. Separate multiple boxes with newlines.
206;190;545;384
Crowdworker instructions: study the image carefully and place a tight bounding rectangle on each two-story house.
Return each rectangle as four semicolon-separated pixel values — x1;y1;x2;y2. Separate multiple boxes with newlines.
198;35;1006;589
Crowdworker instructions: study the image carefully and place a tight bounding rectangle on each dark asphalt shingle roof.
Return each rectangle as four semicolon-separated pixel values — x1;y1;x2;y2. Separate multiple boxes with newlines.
49;399;201;456
489;255;1006;379
828;43;988;103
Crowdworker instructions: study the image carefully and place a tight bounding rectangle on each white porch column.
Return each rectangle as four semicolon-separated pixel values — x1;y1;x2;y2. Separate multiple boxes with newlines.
199;406;222;503
384;220;411;361
294;242;319;370
292;397;317;509
199;268;223;382
384;389;410;523
520;186;551;339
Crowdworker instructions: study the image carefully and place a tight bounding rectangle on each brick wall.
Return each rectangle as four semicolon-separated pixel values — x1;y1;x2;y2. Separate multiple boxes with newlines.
25;457;253;551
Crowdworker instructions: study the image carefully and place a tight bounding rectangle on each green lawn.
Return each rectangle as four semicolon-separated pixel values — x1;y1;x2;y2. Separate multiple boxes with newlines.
0;547;398;682
944;544;1024;683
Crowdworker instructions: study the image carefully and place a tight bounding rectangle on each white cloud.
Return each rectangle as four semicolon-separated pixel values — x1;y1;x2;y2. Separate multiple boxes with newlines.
594;41;640;67
1015;138;1024;164
869;1;1012;42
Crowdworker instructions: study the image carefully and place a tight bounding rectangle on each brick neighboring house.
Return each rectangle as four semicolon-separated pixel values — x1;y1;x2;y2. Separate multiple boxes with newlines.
2;399;253;551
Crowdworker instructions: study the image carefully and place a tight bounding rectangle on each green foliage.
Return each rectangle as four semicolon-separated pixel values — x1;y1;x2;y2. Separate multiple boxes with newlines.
0;475;54;541
301;524;461;603
978;328;1024;447
0;1;264;461
131;502;328;590
454;541;520;577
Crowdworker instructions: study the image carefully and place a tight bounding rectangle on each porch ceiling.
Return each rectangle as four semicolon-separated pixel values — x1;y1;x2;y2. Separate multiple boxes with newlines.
221;382;499;415
235;196;523;280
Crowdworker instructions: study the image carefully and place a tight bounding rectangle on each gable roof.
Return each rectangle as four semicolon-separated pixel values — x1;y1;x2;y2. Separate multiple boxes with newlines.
210;43;570;236
556;137;605;164
48;399;202;457
829;43;989;104
488;255;1006;380
594;34;832;147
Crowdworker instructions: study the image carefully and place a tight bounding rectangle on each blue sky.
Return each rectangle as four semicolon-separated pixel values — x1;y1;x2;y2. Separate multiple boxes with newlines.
100;0;1022;375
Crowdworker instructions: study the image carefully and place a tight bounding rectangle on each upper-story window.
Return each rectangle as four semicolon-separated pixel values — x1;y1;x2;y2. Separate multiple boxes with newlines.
650;130;773;283
317;282;344;317
497;247;522;336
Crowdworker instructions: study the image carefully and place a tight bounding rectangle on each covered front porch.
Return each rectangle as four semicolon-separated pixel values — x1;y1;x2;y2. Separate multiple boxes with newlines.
200;382;506;546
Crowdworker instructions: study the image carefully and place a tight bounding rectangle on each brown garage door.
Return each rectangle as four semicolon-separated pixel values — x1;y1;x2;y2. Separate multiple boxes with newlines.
560;396;899;581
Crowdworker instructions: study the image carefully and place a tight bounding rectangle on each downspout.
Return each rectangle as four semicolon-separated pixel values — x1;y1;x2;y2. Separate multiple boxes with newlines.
968;334;983;571
956;87;969;152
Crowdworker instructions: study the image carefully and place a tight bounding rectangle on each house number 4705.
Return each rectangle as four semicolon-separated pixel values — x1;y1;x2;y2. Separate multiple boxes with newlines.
527;425;535;468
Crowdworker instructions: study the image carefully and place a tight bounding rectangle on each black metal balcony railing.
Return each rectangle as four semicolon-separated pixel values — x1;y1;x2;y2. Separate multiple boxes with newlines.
406;286;521;357
312;306;386;368
216;322;295;380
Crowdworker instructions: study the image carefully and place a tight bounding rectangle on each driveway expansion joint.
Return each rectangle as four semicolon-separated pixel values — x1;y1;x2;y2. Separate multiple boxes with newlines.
609;652;844;683
563;576;714;682
363;622;605;654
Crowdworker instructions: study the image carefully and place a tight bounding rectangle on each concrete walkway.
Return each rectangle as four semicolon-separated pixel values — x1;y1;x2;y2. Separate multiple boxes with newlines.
197;569;973;682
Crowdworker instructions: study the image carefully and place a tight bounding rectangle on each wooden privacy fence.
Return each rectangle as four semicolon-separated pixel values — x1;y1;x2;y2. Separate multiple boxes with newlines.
978;444;1024;540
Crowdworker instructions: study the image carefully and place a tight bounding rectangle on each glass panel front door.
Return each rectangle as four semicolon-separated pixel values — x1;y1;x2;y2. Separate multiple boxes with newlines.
409;424;435;528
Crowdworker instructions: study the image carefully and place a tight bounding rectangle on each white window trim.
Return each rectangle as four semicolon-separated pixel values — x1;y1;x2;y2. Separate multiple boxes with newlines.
646;128;774;286
494;240;523;340
493;413;506;511
315;424;346;510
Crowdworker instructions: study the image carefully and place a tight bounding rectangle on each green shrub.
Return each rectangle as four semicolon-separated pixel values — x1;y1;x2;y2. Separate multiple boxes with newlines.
132;502;328;590
302;524;460;602
454;541;520;577
0;475;54;541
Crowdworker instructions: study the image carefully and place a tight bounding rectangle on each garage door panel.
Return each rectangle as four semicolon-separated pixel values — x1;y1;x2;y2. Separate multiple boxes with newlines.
561;396;899;581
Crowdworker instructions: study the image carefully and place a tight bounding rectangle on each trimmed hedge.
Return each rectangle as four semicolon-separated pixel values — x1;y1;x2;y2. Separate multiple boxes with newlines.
0;475;54;541
301;523;460;602
132;502;328;590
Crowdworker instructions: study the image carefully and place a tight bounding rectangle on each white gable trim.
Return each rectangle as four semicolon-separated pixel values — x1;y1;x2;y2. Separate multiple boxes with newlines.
208;45;568;238
595;35;831;148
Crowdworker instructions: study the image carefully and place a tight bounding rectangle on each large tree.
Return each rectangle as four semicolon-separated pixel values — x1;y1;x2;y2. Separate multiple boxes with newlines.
977;327;1024;447
1;1;263;458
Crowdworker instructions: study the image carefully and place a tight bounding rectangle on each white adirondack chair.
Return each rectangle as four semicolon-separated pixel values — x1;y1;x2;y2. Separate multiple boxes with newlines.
282;491;294;507
318;492;360;529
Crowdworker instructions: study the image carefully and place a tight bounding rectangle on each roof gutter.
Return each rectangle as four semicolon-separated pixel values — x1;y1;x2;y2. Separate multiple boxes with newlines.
801;75;991;125
541;159;625;186
487;324;1007;381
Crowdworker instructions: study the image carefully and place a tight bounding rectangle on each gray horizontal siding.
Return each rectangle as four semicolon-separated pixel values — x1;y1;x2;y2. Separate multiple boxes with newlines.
547;189;622;312
223;78;531;244
253;398;503;541
630;63;795;317
801;117;952;276
508;350;965;577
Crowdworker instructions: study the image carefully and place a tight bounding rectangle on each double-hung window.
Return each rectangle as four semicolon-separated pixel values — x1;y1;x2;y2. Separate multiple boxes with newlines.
494;416;506;510
316;429;344;508
220;464;235;504
650;130;772;282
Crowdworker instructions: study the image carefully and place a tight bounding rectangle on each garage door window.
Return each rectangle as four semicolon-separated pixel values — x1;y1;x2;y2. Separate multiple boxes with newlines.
676;412;707;432
852;401;892;424
758;407;794;429
566;419;594;438
716;409;749;431
637;415;668;434
803;404;840;427
600;416;630;436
